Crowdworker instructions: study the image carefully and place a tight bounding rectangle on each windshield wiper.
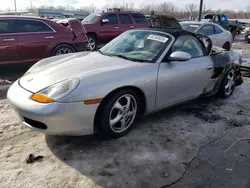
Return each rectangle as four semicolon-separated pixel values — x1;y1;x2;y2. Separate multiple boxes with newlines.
113;54;148;62
98;50;113;56
98;51;149;62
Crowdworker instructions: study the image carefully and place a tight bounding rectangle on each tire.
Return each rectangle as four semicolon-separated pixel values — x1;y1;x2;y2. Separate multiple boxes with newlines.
222;42;230;51
97;89;141;138
52;44;75;56
217;69;236;98
87;34;97;51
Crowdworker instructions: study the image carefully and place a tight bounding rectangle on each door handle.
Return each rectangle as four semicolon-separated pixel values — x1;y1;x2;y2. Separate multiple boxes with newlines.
44;36;54;39
3;38;15;42
114;26;119;29
129;26;134;28
206;66;213;70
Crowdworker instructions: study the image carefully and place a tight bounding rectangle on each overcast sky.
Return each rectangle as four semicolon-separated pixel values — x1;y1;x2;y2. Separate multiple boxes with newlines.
1;0;249;11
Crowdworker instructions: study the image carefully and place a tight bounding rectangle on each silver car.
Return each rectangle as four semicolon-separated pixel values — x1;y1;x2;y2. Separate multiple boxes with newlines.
180;21;233;50
7;29;243;138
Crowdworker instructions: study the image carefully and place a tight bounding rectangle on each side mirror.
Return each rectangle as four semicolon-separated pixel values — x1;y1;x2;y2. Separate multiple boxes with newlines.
102;19;109;24
169;51;191;61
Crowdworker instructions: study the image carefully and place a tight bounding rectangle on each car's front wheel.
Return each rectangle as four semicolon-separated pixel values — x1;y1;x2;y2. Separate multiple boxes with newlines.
217;69;236;98
97;89;140;138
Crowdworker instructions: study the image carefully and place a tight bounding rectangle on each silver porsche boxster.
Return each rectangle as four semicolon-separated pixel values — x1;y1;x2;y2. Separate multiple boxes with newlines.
7;28;243;138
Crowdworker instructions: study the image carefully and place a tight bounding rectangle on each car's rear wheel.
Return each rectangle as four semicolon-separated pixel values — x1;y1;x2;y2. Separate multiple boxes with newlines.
222;42;230;51
217;69;236;98
97;89;140;138
52;44;75;56
88;35;97;51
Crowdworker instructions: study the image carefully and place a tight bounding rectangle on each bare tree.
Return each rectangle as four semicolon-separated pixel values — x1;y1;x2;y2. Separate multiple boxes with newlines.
185;3;197;20
55;6;66;11
140;4;153;15
202;4;212;14
31;3;250;20
158;2;177;14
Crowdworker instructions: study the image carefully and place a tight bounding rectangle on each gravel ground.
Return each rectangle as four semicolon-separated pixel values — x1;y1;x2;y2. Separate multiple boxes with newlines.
0;35;250;188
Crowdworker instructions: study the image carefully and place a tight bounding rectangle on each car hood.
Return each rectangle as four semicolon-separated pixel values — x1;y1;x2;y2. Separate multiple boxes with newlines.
19;52;143;93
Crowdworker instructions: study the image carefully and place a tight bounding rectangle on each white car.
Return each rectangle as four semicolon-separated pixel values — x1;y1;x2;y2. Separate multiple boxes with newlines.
180;21;233;50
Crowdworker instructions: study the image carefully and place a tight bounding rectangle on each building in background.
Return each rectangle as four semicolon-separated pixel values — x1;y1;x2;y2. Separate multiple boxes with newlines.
0;9;89;20
32;9;89;20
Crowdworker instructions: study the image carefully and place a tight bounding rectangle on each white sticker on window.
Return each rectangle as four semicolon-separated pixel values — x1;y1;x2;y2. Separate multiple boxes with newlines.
190;25;199;27
147;35;168;43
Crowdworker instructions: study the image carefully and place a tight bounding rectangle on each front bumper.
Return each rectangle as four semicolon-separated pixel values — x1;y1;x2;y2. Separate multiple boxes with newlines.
7;80;98;136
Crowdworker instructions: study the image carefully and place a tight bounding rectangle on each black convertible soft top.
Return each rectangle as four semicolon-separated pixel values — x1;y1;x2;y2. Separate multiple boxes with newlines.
137;28;198;38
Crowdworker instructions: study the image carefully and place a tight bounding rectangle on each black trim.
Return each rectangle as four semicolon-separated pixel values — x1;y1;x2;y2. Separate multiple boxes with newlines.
23;117;47;130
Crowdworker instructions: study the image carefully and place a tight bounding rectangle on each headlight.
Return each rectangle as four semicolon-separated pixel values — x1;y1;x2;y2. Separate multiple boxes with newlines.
31;77;80;103
248;35;250;39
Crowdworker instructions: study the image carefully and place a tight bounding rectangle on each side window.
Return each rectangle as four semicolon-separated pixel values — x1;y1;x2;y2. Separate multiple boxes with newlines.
119;14;132;24
0;20;16;34
214;26;223;34
104;14;118;24
171;35;205;58
15;20;53;33
197;25;214;35
132;13;148;24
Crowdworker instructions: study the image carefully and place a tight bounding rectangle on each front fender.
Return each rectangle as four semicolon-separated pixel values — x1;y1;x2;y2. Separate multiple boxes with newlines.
60;63;159;112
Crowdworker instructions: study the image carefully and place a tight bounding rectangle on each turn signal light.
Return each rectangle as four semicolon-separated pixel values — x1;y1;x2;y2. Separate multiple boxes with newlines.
32;93;55;103
84;98;102;105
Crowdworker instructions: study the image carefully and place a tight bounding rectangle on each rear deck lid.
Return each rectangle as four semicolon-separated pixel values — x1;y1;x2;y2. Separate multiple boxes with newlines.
57;18;87;37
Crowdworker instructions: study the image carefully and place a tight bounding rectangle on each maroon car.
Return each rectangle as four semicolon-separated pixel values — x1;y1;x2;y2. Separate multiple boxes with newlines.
82;9;149;50
0;16;88;65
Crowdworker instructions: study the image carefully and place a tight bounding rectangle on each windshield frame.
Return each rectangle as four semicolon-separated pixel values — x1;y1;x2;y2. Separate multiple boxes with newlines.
99;29;173;63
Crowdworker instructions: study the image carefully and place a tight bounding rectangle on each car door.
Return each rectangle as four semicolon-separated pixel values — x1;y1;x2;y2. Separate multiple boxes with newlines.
99;14;120;43
15;19;56;63
118;13;135;34
0;19;18;64
212;25;230;47
156;35;214;107
196;24;217;46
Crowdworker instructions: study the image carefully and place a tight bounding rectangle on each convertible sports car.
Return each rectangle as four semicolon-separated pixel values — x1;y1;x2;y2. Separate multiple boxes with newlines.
7;28;243;138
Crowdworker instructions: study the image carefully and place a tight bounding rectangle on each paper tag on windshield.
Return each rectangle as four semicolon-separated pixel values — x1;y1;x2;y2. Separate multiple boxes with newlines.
147;35;168;43
190;25;199;27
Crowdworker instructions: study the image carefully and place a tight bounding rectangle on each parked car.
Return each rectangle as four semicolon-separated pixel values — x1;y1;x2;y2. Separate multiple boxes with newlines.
180;21;233;50
82;8;149;50
240;22;250;31
7;28;243;138
198;13;241;34
0;16;88;65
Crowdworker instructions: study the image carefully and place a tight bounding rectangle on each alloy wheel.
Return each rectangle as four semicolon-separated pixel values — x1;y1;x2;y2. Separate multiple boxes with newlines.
109;94;137;133
88;38;96;51
56;48;72;55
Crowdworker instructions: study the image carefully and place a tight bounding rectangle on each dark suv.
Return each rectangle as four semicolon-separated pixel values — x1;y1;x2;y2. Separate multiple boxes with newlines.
82;9;149;50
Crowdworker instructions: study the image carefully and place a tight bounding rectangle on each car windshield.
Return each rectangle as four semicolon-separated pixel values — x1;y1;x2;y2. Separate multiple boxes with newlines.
82;13;102;23
181;23;200;32
99;30;170;62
